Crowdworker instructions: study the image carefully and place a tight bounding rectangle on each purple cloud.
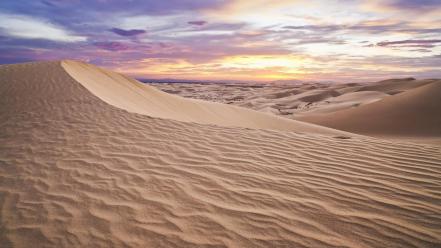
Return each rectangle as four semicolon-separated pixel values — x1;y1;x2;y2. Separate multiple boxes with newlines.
93;41;129;51
386;0;441;10
377;39;441;47
283;22;441;36
188;21;207;26
110;28;146;36
410;48;432;53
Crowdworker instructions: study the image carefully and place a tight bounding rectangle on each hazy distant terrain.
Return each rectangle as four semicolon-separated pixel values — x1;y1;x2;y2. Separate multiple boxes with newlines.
151;78;441;143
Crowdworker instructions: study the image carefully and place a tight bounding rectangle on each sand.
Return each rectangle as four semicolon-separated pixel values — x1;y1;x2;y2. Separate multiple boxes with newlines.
150;81;392;117
298;81;441;141
61;61;346;136
151;78;441;144
1;61;441;248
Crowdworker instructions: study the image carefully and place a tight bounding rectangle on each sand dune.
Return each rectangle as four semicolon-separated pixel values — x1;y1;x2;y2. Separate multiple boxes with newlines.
151;81;391;118
1;61;441;247
298;81;441;138
355;78;437;95
293;91;389;116
152;79;440;143
61;60;345;135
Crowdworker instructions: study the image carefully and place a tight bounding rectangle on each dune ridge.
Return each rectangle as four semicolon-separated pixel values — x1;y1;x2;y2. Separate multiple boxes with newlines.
61;60;345;136
1;61;441;247
355;78;436;95
149;81;394;118
151;78;441;143
298;81;441;138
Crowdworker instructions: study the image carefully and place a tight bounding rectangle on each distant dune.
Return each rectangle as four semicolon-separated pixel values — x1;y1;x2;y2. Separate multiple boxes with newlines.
62;60;345;136
298;80;441;138
1;61;440;247
355;78;436;95
152;78;441;143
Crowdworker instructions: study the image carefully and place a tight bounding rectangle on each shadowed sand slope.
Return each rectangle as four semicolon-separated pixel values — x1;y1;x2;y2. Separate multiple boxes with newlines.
355;78;437;95
61;60;344;135
298;81;441;138
1;61;441;248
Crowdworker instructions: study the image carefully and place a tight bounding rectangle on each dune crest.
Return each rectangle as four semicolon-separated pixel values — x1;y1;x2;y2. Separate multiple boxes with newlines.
61;60;345;135
298;81;441;138
1;61;441;247
151;78;441;143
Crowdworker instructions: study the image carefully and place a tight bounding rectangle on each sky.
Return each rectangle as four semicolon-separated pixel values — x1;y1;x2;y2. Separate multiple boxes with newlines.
0;0;440;82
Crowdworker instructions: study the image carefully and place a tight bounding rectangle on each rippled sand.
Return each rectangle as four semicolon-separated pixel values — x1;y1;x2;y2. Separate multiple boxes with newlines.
151;78;441;144
1;61;440;247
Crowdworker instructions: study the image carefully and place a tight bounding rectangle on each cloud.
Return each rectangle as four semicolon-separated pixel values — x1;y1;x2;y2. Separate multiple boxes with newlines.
110;28;146;36
364;54;441;68
188;21;207;26
410;48;432;53
288;36;346;45
93;41;129;51
41;0;57;7
384;0;441;10
282;23;403;38
377;39;441;48
0;13;86;42
0;0;226;23
283;25;341;32
361;0;441;15
0;0;440;81
282;21;441;35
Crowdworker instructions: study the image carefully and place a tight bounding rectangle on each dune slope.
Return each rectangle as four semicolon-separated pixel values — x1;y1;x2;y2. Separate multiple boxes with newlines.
298;81;441;138
1;61;441;248
61;60;344;135
355;78;437;95
149;81;393;118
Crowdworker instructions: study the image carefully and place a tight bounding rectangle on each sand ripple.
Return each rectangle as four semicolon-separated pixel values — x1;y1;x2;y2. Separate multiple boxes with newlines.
1;62;441;247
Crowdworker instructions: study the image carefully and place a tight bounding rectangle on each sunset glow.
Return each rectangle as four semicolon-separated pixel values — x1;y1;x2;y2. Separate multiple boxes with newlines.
1;0;440;81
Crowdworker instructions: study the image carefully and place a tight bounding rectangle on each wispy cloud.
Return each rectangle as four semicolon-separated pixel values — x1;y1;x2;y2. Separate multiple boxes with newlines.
0;0;440;81
110;28;146;36
94;41;129;51
377;39;441;48
373;0;441;11
0;13;86;42
283;21;441;35
188;21;207;26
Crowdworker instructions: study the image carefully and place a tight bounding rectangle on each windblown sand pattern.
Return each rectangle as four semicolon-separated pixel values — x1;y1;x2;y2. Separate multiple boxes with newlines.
149;81;395;117
1;61;440;247
151;78;441;144
298;82;441;138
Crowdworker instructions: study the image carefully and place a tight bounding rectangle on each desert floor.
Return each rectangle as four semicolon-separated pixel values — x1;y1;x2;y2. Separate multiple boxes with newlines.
1;61;440;248
151;78;441;144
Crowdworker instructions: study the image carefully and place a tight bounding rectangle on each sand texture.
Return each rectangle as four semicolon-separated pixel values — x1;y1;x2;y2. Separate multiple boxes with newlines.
151;78;441;143
1;61;441;248
149;81;394;117
298;81;441;138
62;61;344;136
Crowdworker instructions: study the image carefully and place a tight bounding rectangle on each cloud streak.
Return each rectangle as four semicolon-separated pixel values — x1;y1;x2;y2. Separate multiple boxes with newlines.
188;21;207;26
377;39;441;48
93;41;129;51
110;28;146;36
0;13;86;42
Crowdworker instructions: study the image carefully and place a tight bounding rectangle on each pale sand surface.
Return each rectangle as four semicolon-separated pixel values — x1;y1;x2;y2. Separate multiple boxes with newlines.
62;61;347;136
149;81;393;117
298;82;441;140
151;78;441;144
1;61;441;247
